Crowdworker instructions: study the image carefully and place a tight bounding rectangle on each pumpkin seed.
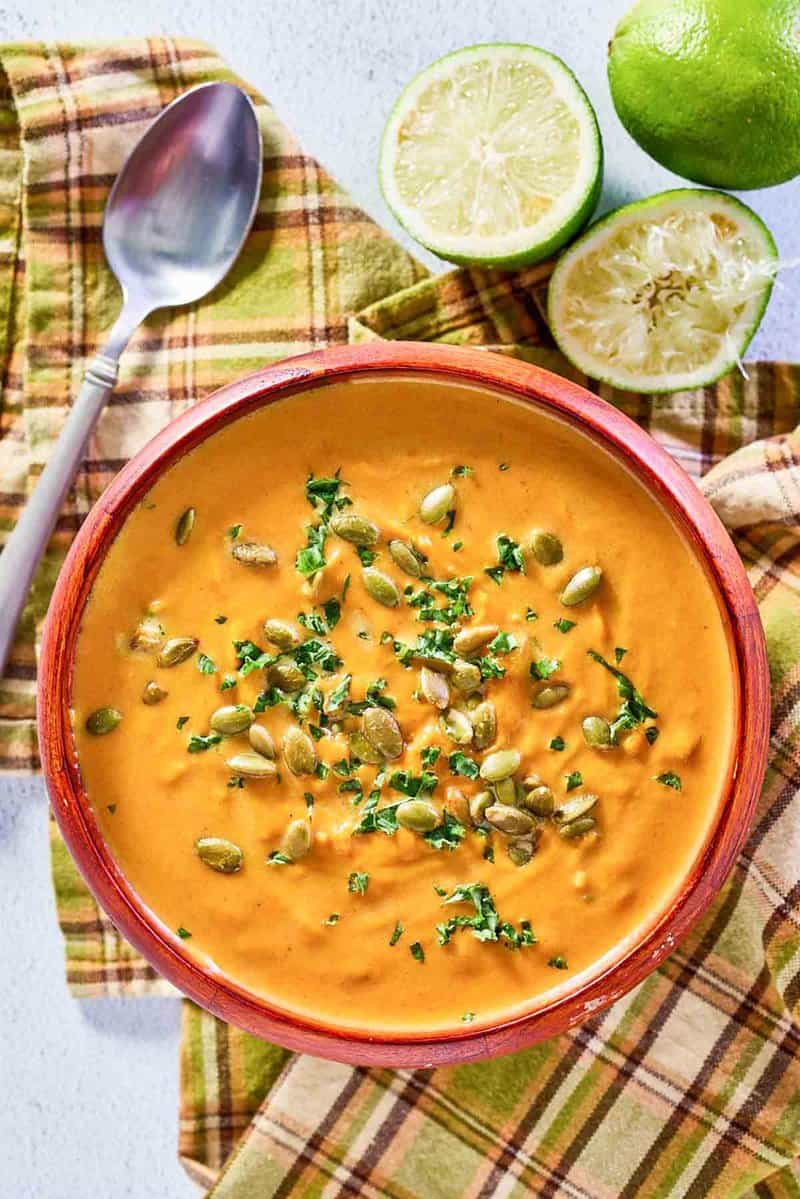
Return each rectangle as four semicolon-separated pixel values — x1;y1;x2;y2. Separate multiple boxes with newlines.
453;624;498;656
554;793;598;825
282;819;312;861
471;701;497;750
530;530;563;566
558;816;598;840
508;835;537;866
225;752;278;779
175;506;196;546
532;682;570;709
446;786;470;827
348;730;385;766
523;784;555;816
330;511;379;547
469;790;492;825
440;708;473;745
196;837;243;873
85;707;122;735
157;637;198;668
561;565;602;607
248;723;276;758
396;799;439;832
232;540;277;567
363;706;403;760
130;615;165;652
362;567;400;607
451;659;482;694
420;666;449;709
410;652;455;675
419;482;456;525
268;658;306;692
283;727;318;775
480;749;521;782
262;618;301;651
141;681;168;706
582;715;613;750
388;539;423;577
210;704;254;736
492;777;517;806
485;804;534;836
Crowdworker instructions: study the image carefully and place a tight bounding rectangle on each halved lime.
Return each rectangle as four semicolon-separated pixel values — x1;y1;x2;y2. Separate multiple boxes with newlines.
548;189;777;393
380;44;602;268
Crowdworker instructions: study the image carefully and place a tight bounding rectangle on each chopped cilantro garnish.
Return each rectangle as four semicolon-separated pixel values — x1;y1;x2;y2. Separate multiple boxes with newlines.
645;727;660;745
554;618;576;634
177;927;192;940
484;534;525;584
588;650;658;743
187;732;221;753
304;792;315;814
314;761;329;780
451;465;473;477
548;956;569;970
308;724;324;741
487;631;517;654
550;736;566;751
214;615;228;625
499;462;510;471
389;921;404;946
196;653;216;675
410;942;425;963
408;576;473;626
530;655;561;680
461;1012;475;1024
452;540;463;552
615;647;628;664
267;851;293;866
326;673;352;713
220;673;237;691
348;871;370;895
106;804;117;814
655;771;682;791
228;524;242;539
227;775;245;789
339;778;363;799
421;745;441;768
324;913;340;925
448;752;479;780
389;769;438;798
525;607;538;622
357;546;377;567
296;473;349;579
565;771;583;792
483;843;495;863
424;809;466;851
176;715;190;731
436;883;536;950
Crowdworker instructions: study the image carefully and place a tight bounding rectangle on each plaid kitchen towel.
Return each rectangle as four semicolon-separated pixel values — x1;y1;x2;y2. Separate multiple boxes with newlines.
1;38;799;1199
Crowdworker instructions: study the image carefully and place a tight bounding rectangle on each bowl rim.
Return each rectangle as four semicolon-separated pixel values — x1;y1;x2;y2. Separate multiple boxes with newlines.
39;341;770;1067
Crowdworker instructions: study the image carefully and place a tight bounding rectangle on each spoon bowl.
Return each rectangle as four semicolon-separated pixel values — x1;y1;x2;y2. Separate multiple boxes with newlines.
104;82;263;316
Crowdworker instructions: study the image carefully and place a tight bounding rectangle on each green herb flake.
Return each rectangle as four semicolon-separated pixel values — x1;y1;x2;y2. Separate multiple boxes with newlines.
267;851;293;866
348;871;370;895
499;462;510;471
106;804;117;815
645;727;660;745
436;883;536;951
410;942;425;963
227;775;245;789
177;927;192;940
176;715;190;731
389;921;404;946
452;540;463;552
324;913;340;926
449;752;479;780
421;745;441;768
548;955;569;970
550;736;566;751
304;792;315;814
451;465;473;478
487;631;518;654
525;607;538;622
461;1011;475;1024
554;618;576;634
315;761;330;781
530;655;561;681
187;732;222;754
424;809;466;851
220;673;237;692
588;650;658;743
565;771;583;792
228;524;242;539
433;884;448;897
655;771;682;791
615;646;629;664
357;546;377;567
483;843;495;863
196;653;216;675
214;615;228;625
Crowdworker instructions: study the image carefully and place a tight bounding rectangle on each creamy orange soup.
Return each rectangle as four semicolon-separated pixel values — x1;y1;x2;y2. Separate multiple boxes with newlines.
73;375;735;1035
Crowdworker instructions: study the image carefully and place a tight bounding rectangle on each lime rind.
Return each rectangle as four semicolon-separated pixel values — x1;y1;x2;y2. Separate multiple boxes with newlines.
380;43;603;269
547;189;777;394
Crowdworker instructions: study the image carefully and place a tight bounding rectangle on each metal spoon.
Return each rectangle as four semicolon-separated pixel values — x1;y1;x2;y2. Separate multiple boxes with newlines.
0;82;262;674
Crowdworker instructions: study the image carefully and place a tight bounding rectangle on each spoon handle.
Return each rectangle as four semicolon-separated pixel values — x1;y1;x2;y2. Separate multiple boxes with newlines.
0;354;120;677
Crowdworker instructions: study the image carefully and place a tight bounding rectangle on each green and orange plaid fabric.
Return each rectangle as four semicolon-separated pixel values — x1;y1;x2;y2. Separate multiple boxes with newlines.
2;39;800;1199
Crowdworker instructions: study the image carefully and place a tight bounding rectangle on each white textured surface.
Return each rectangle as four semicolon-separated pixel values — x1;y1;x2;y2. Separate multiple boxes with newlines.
2;2;799;1197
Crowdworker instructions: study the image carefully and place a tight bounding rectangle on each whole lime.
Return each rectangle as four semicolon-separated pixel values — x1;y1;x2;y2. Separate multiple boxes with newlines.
608;0;800;189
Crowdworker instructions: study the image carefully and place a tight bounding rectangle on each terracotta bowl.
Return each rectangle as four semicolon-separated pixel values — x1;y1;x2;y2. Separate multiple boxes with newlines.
39;342;769;1067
